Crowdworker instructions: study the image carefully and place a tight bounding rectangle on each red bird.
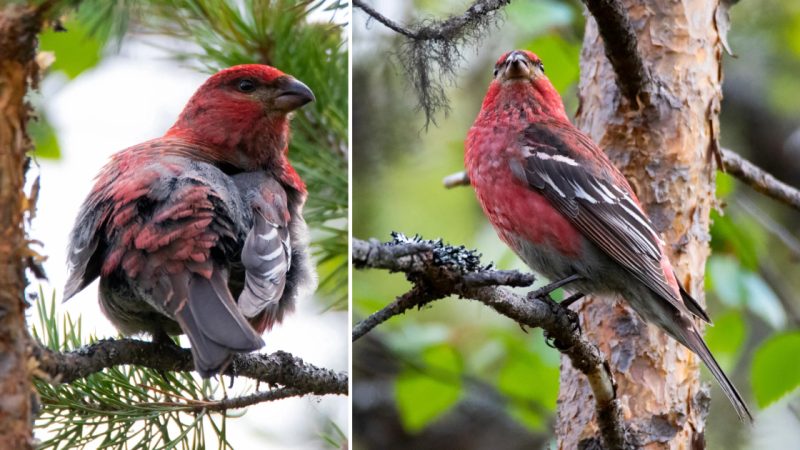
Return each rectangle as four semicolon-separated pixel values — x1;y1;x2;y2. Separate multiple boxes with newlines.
64;65;316;376
466;50;752;421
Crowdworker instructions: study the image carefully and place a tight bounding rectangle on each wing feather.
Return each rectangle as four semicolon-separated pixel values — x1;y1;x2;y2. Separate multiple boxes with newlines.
518;121;701;319
233;172;292;331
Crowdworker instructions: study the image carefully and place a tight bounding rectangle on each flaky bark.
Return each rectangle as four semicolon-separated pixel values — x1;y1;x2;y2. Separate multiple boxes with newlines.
0;4;45;449
557;1;723;447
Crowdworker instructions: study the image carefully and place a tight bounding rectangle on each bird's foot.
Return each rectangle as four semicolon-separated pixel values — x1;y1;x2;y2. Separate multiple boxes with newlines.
152;329;181;350
151;330;181;383
537;292;582;350
560;292;585;310
529;273;583;298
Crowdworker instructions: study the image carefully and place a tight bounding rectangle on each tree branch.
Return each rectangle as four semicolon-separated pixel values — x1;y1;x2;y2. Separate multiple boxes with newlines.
353;0;509;41
580;0;652;106
721;148;800;211
353;0;510;126
352;0;416;38
31;339;348;397
353;235;633;449
154;386;307;412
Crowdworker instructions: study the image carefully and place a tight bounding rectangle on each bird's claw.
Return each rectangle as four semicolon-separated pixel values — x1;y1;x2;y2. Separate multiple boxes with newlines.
152;329;181;350
535;291;581;350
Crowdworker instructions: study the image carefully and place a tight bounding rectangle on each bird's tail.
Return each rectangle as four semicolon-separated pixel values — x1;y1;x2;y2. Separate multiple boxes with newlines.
678;326;753;422
174;271;264;377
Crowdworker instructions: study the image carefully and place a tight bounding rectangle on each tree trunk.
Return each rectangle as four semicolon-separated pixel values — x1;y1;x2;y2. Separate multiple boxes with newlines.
0;4;44;449
557;1;723;448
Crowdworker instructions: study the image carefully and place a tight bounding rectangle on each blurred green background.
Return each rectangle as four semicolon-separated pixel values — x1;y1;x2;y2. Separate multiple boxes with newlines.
353;1;800;448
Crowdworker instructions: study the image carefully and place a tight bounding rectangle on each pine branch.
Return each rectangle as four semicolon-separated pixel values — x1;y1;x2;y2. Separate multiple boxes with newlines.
156;386;307;412
32;338;348;397
353;235;634;450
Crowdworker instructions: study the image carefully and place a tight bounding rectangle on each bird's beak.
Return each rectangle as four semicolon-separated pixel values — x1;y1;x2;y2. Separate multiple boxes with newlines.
503;51;531;81
274;77;316;112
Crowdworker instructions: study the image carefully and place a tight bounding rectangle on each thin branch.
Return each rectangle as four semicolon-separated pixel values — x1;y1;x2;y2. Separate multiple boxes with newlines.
159;386;307;412
32;339;348;397
353;285;436;341
353;236;633;449
351;0;415;38
353;0;510;126
580;0;652;106
442;171;470;188
721;148;800;212
443;171;470;189
353;0;509;41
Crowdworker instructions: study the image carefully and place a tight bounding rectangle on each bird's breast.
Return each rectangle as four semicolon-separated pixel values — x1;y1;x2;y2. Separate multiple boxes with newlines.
466;126;583;258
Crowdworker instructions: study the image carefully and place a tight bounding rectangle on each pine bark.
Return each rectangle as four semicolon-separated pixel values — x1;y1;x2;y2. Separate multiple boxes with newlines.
557;1;724;448
0;4;43;449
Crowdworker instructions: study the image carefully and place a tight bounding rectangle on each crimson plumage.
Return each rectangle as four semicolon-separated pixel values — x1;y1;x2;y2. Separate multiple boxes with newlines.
466;50;752;421
65;64;316;376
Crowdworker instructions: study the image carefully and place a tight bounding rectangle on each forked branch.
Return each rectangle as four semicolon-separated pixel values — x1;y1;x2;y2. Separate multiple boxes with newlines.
353;235;633;449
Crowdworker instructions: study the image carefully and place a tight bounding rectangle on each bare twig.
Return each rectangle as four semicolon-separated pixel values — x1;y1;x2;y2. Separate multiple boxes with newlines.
722;148;800;212
443;171;470;189
442;171;470;188
32;339;348;397
353;236;633;449
353;0;510;126
353;0;509;43
351;0;415;38
580;0;652;106
352;285;436;341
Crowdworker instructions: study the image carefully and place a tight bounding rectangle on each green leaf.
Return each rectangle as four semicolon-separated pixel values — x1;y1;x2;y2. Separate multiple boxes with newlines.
706;255;786;329
496;338;559;430
394;345;462;433
39;19;103;79
28;115;61;159
751;331;800;408
716;172;735;198
704;310;746;371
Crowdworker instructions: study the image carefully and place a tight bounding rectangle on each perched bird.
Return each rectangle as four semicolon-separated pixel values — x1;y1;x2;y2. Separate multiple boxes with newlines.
466;50;752;421
64;64;316;376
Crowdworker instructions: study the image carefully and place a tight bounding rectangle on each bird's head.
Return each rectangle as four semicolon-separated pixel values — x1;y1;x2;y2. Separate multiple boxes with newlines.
479;50;567;122
167;64;315;169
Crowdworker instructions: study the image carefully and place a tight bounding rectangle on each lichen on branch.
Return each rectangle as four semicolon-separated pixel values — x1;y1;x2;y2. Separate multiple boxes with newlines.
353;235;634;449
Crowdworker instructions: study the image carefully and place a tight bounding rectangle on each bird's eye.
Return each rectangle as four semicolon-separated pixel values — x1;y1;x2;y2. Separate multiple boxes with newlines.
537;61;545;73
237;79;256;93
493;67;499;77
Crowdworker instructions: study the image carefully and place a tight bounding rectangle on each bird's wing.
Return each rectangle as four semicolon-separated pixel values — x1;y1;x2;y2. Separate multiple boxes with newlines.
233;172;292;333
514;120;704;321
66;149;262;375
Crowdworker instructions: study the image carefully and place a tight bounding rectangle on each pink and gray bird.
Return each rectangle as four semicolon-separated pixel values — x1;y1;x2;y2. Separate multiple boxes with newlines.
64;64;316;376
466;50;752;421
